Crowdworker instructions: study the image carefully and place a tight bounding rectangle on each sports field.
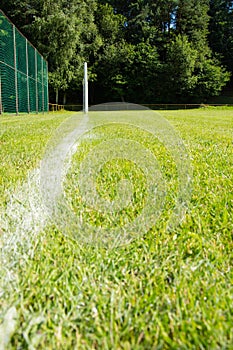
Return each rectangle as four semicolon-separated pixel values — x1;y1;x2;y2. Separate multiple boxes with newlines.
0;107;232;349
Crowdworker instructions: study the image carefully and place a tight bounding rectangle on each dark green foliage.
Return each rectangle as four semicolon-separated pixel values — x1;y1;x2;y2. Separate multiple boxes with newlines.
94;41;161;103
162;35;230;102
209;0;233;71
0;0;232;103
175;0;210;49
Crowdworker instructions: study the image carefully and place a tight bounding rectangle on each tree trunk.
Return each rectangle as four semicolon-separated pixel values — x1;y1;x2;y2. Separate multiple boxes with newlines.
56;89;59;105
63;92;67;105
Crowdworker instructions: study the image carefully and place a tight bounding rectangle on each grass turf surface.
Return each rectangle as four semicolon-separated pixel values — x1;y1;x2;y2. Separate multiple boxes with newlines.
0;108;233;349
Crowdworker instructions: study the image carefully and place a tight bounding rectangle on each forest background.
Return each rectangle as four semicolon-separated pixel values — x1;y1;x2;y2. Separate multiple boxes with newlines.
1;0;233;105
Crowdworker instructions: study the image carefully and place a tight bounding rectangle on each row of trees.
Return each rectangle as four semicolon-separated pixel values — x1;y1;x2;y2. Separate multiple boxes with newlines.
1;0;233;104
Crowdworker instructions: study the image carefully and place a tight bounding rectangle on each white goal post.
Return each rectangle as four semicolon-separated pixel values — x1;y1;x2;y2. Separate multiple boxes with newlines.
83;62;88;114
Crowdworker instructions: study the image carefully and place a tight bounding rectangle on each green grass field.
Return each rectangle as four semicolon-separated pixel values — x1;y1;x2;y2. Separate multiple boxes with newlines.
0;107;233;349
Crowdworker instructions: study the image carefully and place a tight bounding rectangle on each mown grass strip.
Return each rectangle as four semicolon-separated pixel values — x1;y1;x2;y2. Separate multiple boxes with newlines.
0;107;232;349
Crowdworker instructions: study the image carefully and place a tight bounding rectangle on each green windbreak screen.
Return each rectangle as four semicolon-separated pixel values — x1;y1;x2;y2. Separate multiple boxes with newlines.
0;10;48;114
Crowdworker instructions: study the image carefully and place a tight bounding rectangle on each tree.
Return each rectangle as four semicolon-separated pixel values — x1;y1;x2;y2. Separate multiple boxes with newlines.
92;41;134;102
1;0;99;104
163;35;230;102
209;0;233;72
167;0;230;101
163;35;198;102
127;42;161;103
175;0;210;51
94;3;125;44
98;0;177;46
29;0;99;104
1;0;231;104
192;56;230;100
0;0;38;34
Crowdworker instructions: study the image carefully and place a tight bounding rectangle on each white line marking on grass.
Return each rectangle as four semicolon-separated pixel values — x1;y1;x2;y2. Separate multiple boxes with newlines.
40;106;192;247
0;306;18;350
0;114;88;303
0;168;49;348
1;168;48;275
0;113;89;348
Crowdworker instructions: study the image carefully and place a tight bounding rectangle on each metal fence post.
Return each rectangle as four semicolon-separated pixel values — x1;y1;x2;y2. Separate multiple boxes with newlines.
46;61;49;112
41;56;44;114
26;39;30;113
13;26;19;115
35;48;38;113
0;74;2;114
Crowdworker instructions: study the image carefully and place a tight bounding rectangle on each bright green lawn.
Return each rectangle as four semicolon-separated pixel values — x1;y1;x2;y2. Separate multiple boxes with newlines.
0;108;232;349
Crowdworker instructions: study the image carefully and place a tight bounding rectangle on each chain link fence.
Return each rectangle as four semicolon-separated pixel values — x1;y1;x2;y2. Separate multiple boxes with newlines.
0;10;48;114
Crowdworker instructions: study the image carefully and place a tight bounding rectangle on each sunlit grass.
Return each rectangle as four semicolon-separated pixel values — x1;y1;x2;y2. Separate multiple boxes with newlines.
0;111;73;208
0;107;232;349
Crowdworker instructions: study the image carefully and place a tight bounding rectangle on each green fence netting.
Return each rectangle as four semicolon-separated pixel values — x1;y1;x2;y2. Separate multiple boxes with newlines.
0;10;48;114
